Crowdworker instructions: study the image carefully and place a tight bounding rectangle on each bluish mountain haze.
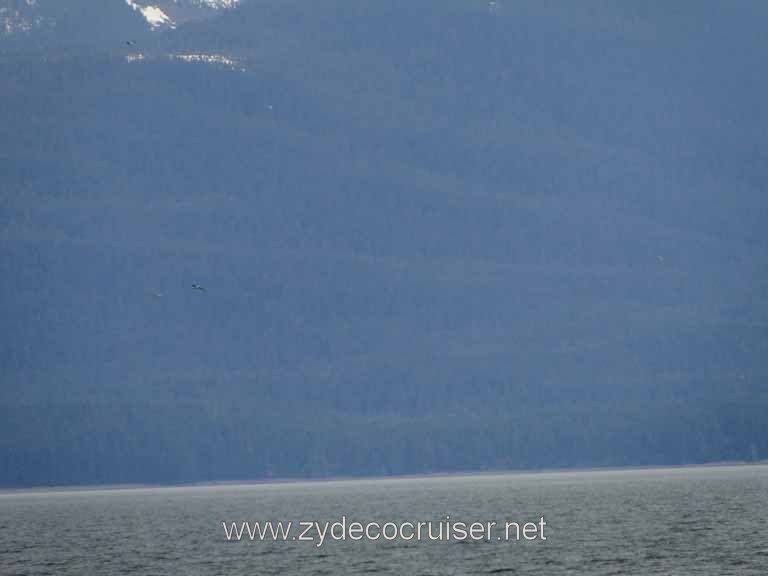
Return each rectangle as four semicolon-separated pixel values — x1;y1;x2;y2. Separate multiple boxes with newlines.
1;0;767;486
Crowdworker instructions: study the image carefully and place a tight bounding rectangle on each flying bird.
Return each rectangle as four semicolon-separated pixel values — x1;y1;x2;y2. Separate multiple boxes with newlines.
192;283;207;292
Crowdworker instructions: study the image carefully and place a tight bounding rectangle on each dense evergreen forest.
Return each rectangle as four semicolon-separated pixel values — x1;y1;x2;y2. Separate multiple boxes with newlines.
1;0;767;486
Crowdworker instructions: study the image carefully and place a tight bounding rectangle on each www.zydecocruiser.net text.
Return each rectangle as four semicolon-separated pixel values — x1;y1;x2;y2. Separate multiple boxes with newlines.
223;516;547;547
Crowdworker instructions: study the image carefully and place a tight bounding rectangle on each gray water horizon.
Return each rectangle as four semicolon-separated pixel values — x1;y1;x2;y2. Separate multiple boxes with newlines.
2;464;767;574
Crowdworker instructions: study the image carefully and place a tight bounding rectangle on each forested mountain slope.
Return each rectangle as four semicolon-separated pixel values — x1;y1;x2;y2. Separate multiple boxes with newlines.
1;0;767;486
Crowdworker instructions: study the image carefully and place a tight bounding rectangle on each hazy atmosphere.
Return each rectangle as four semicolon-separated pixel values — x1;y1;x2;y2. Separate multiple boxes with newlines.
2;0;767;488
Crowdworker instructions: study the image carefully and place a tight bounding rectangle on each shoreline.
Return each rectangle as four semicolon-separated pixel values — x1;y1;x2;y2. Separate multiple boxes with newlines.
2;460;767;497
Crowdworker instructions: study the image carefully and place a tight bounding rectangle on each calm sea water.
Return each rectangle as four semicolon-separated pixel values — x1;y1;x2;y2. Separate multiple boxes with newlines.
1;465;767;575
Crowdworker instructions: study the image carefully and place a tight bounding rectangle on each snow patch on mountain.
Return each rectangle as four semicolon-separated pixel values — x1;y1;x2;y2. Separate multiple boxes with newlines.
124;0;240;30
1;0;44;35
125;0;174;30
125;50;245;72
1;0;240;37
